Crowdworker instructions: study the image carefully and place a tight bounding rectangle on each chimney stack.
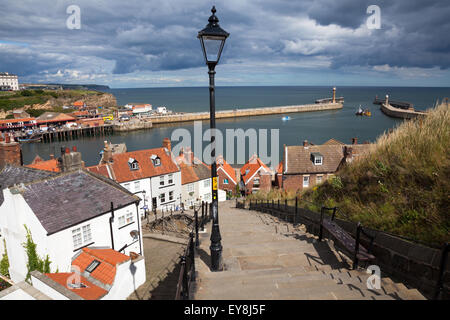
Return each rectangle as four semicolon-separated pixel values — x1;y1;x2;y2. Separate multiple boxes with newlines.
59;146;83;172
101;141;113;164
352;137;358;145
0;133;23;168
303;140;309;147
344;146;353;163
332;87;336;103
163;137;171;152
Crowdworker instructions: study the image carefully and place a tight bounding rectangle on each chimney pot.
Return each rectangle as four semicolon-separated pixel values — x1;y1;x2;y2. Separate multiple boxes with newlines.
50;154;55;160
163;137;171;152
352;137;358;145
72;146;77;152
65;147;70;154
303;140;308;147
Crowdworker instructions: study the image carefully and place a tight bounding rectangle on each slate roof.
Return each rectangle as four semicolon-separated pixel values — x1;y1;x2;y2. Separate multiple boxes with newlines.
0;165;58;206
19;170;140;235
284;144;371;174
192;162;211;181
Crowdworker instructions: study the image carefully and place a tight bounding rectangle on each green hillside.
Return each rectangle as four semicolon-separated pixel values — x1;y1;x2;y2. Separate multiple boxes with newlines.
302;102;450;246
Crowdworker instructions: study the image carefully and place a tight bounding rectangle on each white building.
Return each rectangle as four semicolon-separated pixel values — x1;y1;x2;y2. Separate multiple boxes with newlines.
0;72;19;91
0;169;144;283
132;104;152;116
176;148;212;208
157;106;168;114
87;139;182;215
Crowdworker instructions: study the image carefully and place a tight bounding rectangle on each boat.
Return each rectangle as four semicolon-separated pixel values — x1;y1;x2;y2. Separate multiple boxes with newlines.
356;106;371;116
17;132;42;143
281;116;291;121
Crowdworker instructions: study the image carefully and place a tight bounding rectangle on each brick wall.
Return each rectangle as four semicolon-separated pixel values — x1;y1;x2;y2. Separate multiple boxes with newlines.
283;173;329;192
217;169;236;195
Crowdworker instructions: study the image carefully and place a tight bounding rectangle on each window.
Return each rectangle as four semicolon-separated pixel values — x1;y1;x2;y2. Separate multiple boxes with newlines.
151;155;161;167
317;175;323;184
85;260;101;273
160;193;166;203
82;225;92;243
126;212;134;224
224;178;229;184
254;177;260;185
205;193;211;202
119;216;125;226
169;191;174;201
72;228;82;248
168;174;173;184
303;176;310;188
134;181;140;191
204;179;210;188
188;183;194;193
160;176;165;186
72;224;92;249
124;183;131;191
315;157;323;165
128;158;139;170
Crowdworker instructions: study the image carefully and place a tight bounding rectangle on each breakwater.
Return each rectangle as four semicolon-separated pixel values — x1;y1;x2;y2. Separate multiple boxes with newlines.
149;102;343;125
380;103;427;119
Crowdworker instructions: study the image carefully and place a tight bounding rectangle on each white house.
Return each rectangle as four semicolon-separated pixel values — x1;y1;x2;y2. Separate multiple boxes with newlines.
0;72;19;91
132;104;152;116
176;148;212;208
87;138;182;215
29;247;145;300
156;106;168;114
0;169;144;283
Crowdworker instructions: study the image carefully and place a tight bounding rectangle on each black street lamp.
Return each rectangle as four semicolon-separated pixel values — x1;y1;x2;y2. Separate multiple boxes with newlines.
198;6;229;272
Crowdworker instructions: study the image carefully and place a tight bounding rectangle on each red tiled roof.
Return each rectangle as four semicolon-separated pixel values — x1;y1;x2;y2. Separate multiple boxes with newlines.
73;101;85;107
179;162;199;185
217;156;236;184
106;148;179;183
240;156;271;185
86;164;111;179
25;159;60;172
72;248;130;286
0;117;36;124
45;273;108;300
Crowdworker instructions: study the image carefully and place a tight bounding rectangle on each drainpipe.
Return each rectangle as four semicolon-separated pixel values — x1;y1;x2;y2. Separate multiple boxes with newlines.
136;202;142;256
109;202;115;250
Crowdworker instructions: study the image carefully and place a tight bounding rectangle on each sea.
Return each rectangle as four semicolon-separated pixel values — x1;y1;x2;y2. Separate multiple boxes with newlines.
20;86;450;168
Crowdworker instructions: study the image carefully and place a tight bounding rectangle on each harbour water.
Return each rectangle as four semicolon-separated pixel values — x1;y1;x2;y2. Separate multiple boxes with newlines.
20;86;450;167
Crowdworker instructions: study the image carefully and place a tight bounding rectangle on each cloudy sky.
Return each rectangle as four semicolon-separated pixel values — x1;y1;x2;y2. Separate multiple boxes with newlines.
1;0;449;88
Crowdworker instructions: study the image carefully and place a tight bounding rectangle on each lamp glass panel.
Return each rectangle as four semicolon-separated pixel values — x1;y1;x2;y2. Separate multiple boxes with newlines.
202;36;224;62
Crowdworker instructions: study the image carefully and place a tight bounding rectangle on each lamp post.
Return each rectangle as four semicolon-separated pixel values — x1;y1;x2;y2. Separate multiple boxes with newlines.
198;6;229;272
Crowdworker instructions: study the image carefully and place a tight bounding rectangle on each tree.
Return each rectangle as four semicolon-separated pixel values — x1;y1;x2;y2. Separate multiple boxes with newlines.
0;239;9;277
22;225;51;282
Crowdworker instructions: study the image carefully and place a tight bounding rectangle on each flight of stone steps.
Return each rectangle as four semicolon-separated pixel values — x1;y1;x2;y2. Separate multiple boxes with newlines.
192;201;426;300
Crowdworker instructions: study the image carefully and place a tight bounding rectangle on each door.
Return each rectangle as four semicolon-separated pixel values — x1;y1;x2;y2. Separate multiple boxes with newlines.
152;197;157;211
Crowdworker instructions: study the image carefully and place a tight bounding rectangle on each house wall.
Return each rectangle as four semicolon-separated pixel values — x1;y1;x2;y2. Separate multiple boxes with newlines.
244;170;272;194
120;177;150;218
149;171;181;212
198;178;212;204
103;256;146;300
217;168;236;195
282;173;330;192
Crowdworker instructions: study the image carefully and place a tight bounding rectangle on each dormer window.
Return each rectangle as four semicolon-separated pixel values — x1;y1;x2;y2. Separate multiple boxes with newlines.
128;158;139;170
311;152;323;166
151;155;161;167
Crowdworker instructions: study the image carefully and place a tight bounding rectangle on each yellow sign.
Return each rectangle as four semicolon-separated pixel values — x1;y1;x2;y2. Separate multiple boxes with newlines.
212;177;218;190
103;115;114;121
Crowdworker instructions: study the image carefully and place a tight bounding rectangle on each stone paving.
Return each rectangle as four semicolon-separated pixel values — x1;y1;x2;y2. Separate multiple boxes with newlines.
192;201;426;300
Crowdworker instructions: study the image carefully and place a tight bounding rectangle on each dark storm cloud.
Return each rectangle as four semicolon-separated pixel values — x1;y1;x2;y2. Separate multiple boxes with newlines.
0;0;449;83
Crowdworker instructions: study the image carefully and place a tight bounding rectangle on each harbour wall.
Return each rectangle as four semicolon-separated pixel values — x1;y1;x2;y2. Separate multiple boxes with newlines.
149;103;343;124
381;103;427;120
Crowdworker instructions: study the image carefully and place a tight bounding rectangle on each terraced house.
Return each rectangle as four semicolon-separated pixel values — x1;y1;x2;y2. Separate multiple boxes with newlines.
240;154;273;195
87;138;182;215
278;138;372;192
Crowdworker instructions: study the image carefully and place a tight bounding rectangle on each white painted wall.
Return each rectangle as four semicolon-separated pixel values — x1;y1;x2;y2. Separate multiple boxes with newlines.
103;257;146;300
0;188;143;282
30;275;70;300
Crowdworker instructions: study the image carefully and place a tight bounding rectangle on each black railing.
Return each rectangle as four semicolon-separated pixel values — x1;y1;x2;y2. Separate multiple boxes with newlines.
174;201;210;300
434;242;449;300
